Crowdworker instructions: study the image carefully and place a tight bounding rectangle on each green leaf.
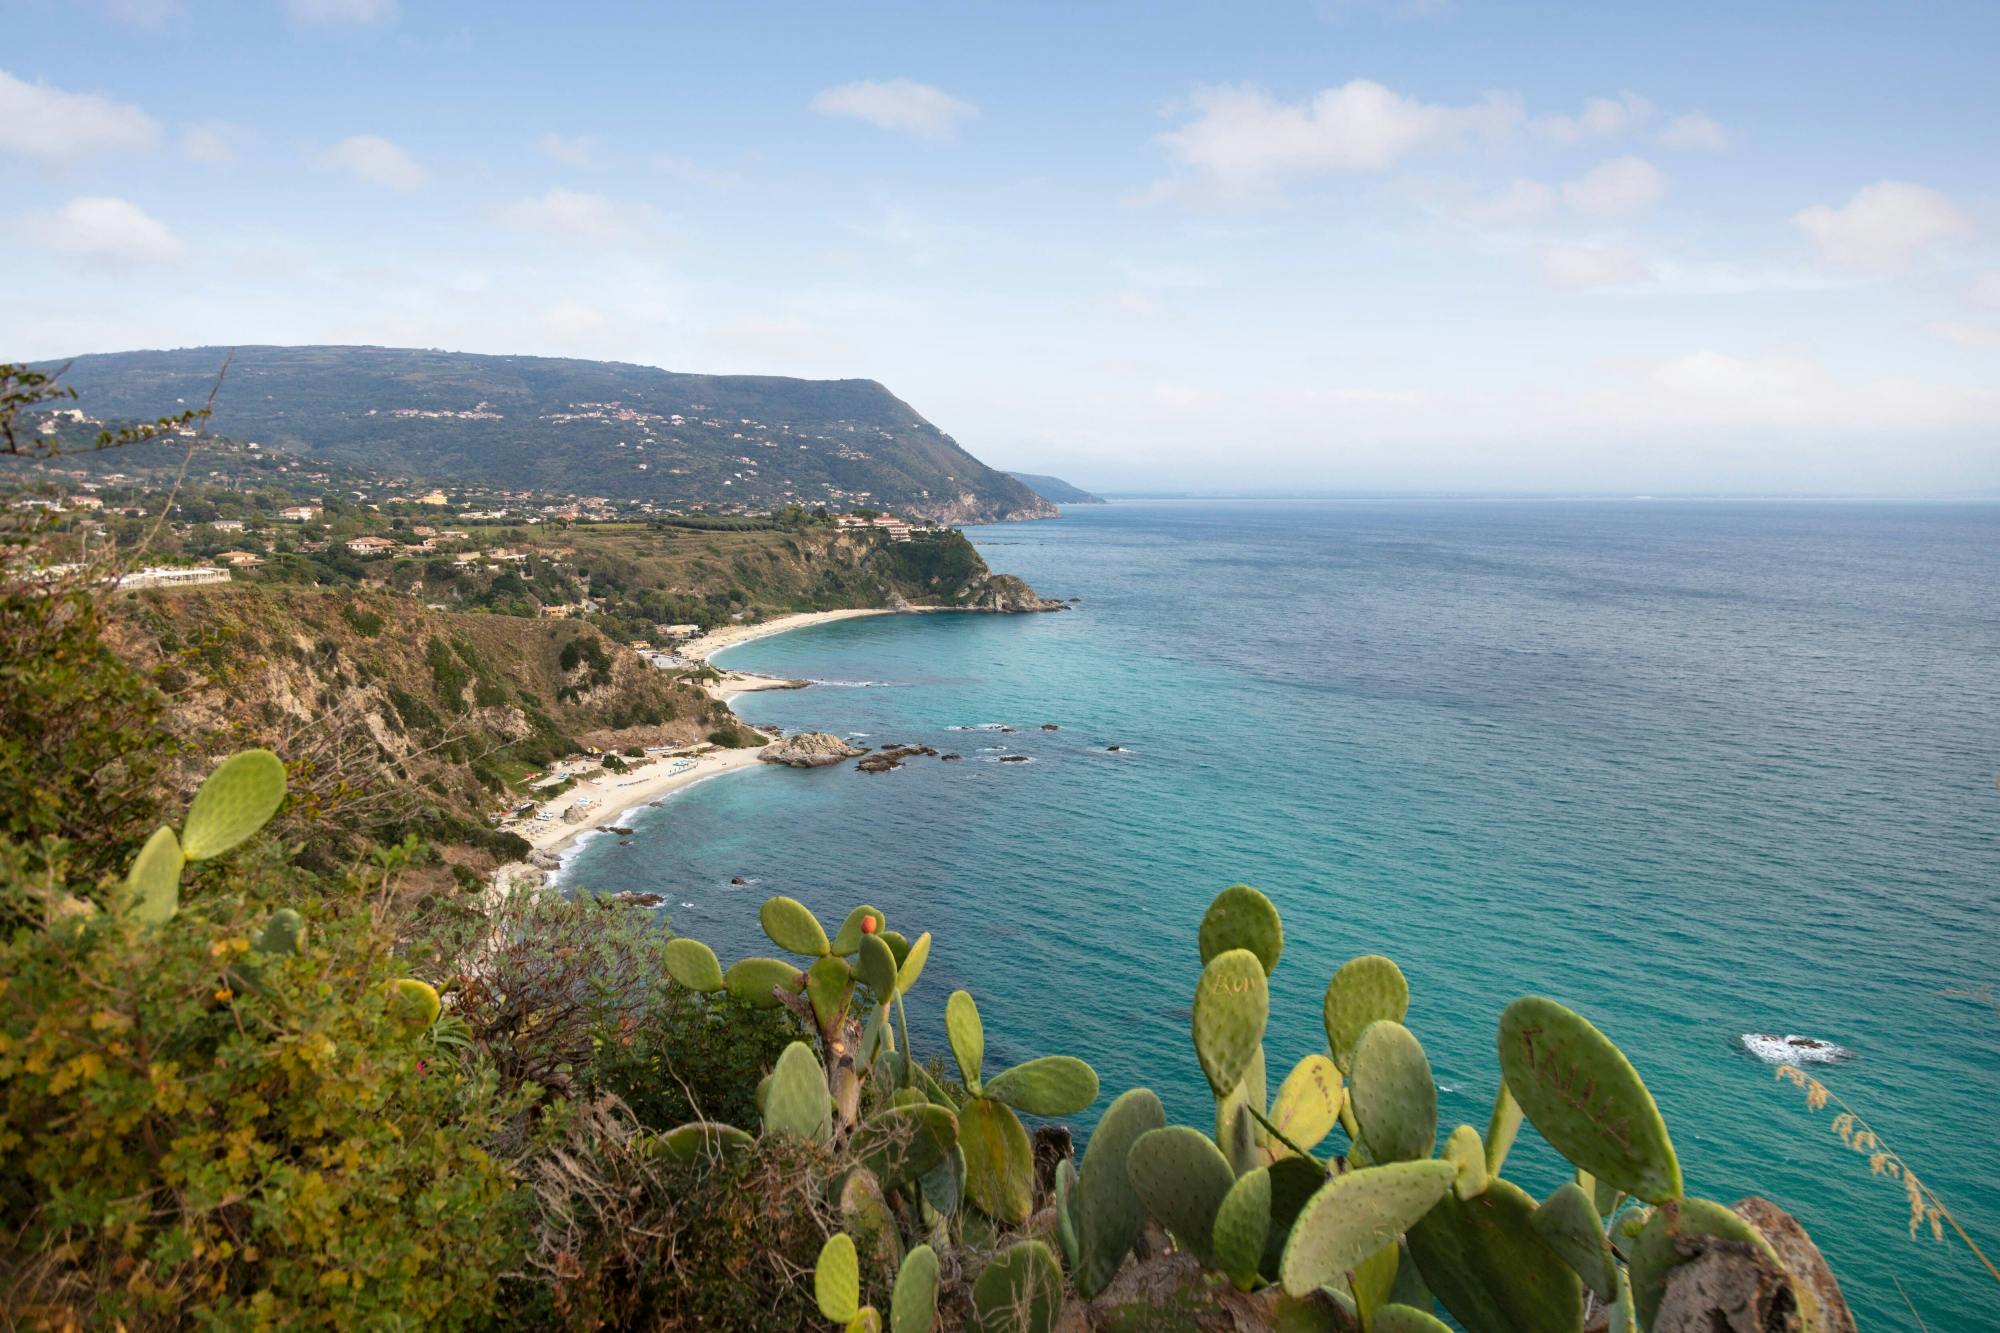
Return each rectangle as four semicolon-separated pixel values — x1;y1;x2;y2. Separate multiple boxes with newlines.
1199;882;1284;975
1267;1053;1344;1158
969;1239;1062;1333
1212;1166;1273;1290
762;1040;832;1142
121;825;183;925
851;1104;959;1190
1407;1176;1582;1333
759;894;830;955
180;748;286;860
1530;1183;1618;1304
664;937;725;991
1373;1306;1453;1333
890;1245;939;1333
856;932;898;997
984;1055;1098;1116
383;978;441;1034
815;1232;860;1323
1322;954;1409;1073
643;1120;755;1164
946;989;984;1091
1073;1087;1166;1298
1496;996;1681;1204
1349;1021;1437;1163
808;955;857;1030
1444;1124;1488;1199
830;904;887;955
1127;1125;1237;1268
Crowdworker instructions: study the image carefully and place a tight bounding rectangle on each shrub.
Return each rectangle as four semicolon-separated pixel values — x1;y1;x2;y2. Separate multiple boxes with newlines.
591;981;805;1133
0;841;531;1329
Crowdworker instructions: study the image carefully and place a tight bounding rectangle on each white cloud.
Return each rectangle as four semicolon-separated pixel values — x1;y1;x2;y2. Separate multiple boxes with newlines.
1561;155;1666;217
1929;320;2000;350
1966;270;2000;307
1534;92;1651;145
287;0;397;23
491;188;647;245
0;69;159;162
319;134;427;190
1462;177;1555;226
21;196;183;265
652;154;746;191
1794;181;1971;274
1153;80;1522;202
1539;244;1647;290
1658;112;1729;152
182;121;250;165
811;79;977;140
537;132;595;168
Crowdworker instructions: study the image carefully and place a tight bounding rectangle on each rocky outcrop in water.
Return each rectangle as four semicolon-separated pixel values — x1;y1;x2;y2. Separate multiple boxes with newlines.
761;731;866;767
960;573;1069;613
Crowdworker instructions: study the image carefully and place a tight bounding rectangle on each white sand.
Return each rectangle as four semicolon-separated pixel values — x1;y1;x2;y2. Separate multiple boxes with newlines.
507;745;770;857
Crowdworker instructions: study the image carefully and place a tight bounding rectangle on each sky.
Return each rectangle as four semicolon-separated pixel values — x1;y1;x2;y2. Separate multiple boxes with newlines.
4;0;1998;495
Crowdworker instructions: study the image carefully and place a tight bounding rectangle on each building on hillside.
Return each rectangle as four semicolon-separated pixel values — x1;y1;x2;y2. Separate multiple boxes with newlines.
658;623;702;640
417;490;449;505
279;505;322;521
67;495;103;510
345;535;397;556
214;550;265;567
211;518;245;532
117;566;229;590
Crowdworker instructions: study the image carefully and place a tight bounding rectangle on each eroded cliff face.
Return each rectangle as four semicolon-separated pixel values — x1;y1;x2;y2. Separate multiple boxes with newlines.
915;487;1061;525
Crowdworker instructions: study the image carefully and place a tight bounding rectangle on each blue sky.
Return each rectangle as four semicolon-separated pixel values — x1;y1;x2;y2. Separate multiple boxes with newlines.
5;0;1997;493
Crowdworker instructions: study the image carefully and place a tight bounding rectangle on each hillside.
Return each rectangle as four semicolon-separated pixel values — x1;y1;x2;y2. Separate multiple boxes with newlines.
1008;471;1106;503
44;345;1060;524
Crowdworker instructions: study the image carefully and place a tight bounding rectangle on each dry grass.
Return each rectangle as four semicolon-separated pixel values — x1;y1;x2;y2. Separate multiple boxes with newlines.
1773;1064;1999;1287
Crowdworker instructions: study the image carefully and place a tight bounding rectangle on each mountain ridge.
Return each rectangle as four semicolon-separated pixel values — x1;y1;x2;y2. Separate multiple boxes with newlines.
41;344;1059;525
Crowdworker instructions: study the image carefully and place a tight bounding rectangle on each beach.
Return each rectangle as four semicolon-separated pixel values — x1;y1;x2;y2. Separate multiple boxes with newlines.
503;744;771;859
685;608;910;701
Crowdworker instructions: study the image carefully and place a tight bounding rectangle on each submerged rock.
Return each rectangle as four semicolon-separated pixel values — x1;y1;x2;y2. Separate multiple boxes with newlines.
761;731;866;767
605;891;666;908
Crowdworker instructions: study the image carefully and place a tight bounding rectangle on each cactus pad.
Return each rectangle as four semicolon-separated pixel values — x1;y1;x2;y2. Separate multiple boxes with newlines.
724;956;805;1008
984;1055;1099;1116
830;904;888;955
946;989;985;1091
959;1095;1034;1224
1373;1306;1453;1333
1212;1166;1273;1290
896;931;932;995
762;1040;833;1142
1277;1159;1454;1296
1054;1159;1080;1269
970;1239;1062;1333
1127;1125;1237;1267
384;978;440;1034
180;748;287;861
857;933;899;997
1406;1176;1582;1333
1484;1080;1523;1177
1629;1198;1776;1331
816;1231;861;1323
122;825;184;926
1215;1043;1268;1175
1268;1052;1344;1158
1322;955;1409;1073
852;1103;960;1189
644;1120;754;1163
891;1244;939;1333
1496;996;1681;1204
1351;1240;1401;1325
1194;947;1269;1095
254;908;306;956
1530;1182;1617;1304
1199;883;1284;975
1073;1086;1166;1297
808;954;857;1030
760;895;830;956
841;1167;904;1286
663;937;725;991
1350;1021;1437;1163
1443;1124;1488;1199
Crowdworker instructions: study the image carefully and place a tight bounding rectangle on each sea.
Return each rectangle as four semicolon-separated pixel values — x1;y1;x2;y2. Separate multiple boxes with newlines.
561;498;2000;1329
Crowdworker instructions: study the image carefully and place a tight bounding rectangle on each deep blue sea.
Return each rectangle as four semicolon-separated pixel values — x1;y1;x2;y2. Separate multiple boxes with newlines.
564;499;2000;1329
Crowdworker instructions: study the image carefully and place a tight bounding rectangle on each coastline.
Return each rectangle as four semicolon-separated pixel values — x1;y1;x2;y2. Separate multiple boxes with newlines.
687;607;915;702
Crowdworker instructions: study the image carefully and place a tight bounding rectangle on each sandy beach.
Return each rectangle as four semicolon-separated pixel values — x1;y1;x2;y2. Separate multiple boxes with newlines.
682;607;905;663
505;745;770;858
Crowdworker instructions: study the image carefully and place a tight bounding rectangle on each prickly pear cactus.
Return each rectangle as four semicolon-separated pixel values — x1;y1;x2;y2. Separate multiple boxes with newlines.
1484;1081;1523;1176
180;748;287;861
1212;1165;1273;1290
815;1231;861;1324
725;956;805;1008
896;931;932;995
808;954;857;1031
969;1239;1062;1333
959;1095;1034;1224
644;1120;754;1163
1406;1176;1582;1333
762;1040;833;1142
851;1103;958;1189
1265;1052;1343;1161
383;978;441;1034
1322;954;1409;1073
946;989;984;1091
1349;1020;1438;1163
1127;1124;1237;1267
1073;1087;1166;1297
1373;1306;1453;1333
830;904;888;955
1530;1182;1617;1304
890;1243;939;1333
1496;997;1682;1204
254;908;306;956
1193;947;1269;1095
1198;883;1284;975
982;1055;1098;1117
857;933;899;997
1628;1198;1780;1331
663;937;725;991
1277;1159;1454;1296
121;825;185;925
761;894;831;956
841;1167;904;1287
1443;1124;1488;1199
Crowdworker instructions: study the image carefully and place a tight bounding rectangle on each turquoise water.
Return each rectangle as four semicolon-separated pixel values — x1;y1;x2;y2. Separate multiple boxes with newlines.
564;499;2000;1328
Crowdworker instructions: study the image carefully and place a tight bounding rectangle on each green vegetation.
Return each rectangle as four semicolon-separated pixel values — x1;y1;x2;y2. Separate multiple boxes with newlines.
44;345;1057;523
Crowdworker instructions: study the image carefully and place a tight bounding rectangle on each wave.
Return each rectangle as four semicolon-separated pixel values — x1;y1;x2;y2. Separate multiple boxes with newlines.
809;678;892;688
948;723;1017;732
1739;1033;1854;1065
